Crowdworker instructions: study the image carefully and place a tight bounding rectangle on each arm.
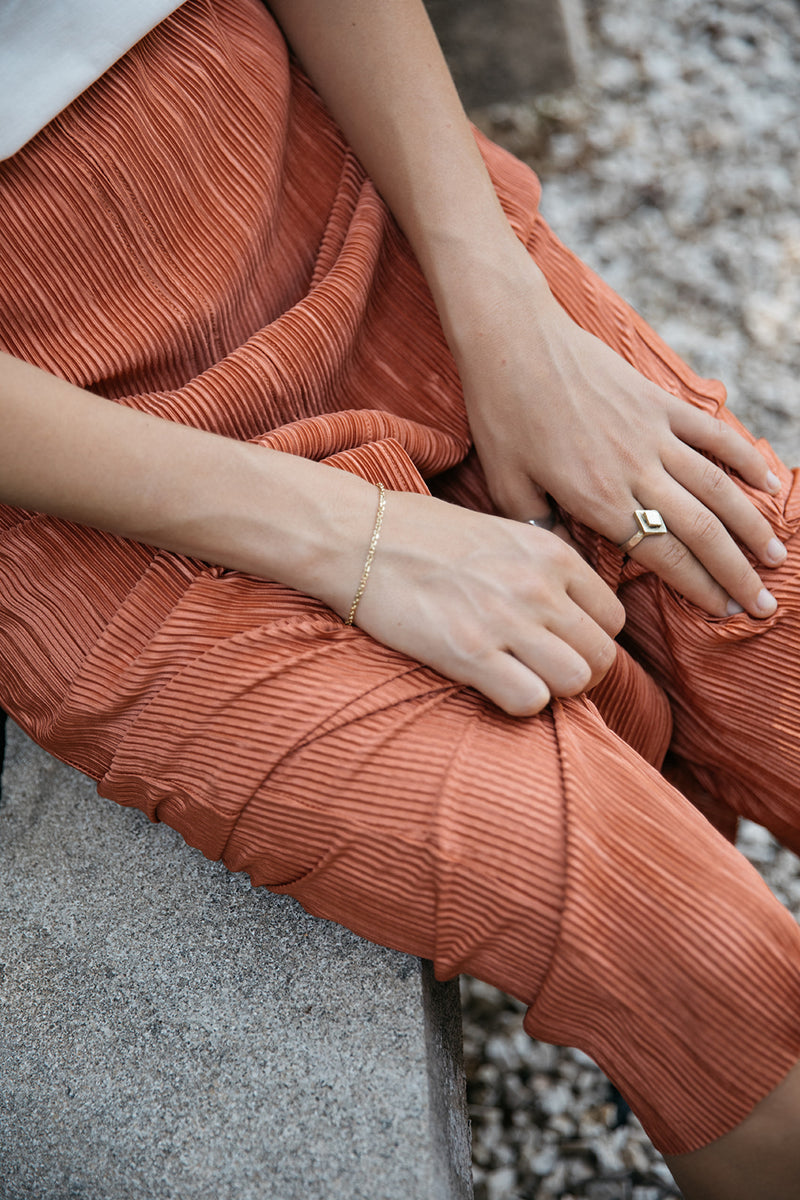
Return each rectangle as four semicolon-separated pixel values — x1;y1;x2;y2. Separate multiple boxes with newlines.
266;0;537;348
0;352;376;613
267;0;786;620
0;353;623;715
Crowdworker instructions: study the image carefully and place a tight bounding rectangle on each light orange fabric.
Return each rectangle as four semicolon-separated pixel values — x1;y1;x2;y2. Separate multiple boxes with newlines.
2;0;800;1155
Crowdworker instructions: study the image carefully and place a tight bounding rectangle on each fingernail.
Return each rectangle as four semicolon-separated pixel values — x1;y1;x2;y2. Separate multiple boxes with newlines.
766;537;787;564
757;588;777;615
766;470;781;493
726;599;744;616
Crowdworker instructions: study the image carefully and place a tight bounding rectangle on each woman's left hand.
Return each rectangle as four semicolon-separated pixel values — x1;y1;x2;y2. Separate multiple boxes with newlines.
450;246;786;620
265;0;782;616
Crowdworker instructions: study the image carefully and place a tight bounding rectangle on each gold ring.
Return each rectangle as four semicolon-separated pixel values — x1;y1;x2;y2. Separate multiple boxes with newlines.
618;508;668;554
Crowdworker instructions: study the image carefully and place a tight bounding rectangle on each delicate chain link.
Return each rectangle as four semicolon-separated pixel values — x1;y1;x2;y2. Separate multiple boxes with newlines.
345;483;386;626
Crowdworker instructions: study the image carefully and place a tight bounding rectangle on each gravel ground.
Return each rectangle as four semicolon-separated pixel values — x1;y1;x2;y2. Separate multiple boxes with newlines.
460;0;800;1196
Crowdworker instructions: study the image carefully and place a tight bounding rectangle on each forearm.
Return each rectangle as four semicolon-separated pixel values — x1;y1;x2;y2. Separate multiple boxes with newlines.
0;353;376;614
266;0;552;336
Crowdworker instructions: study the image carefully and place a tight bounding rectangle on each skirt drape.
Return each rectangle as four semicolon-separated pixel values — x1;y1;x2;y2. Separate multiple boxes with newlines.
2;0;800;1155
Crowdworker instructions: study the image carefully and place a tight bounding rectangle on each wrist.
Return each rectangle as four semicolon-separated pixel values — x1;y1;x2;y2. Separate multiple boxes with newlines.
181;444;379;618
116;424;378;617
427;234;555;359
0;354;379;616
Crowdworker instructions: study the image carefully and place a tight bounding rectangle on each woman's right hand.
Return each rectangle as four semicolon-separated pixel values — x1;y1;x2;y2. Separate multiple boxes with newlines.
348;489;625;717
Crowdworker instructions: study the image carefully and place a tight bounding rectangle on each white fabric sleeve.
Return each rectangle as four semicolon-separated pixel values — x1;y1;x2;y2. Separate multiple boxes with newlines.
0;0;185;160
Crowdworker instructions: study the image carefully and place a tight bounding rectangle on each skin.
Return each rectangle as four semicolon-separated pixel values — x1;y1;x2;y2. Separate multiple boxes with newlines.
0;353;621;716
264;0;786;627
1;3;798;1190
664;1060;800;1200
0;1;785;722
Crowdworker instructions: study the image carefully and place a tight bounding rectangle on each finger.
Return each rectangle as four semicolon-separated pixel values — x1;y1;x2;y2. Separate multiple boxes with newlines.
610;490;736;616
623;490;777;618
669;401;782;495
563;552;627;639
647;477;776;616
492;469;551;523
624;526;734;617
664;441;787;569
509;627;595;698
468;650;551;717
523;503;579;550
550;520;580;552
546;599;620;689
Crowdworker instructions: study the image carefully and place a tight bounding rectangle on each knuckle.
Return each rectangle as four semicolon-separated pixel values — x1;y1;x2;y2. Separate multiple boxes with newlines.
543;536;574;572
658;536;692;571
699;458;728;498
451;627;492;669
441;611;494;670
705;416;728;453
733;561;760;596
586;470;626;514
688;508;721;545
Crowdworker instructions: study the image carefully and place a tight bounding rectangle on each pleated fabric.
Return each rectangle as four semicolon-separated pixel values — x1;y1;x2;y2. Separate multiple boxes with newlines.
2;0;800;1155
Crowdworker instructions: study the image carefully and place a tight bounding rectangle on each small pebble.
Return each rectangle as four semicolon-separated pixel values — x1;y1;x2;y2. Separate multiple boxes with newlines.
484;1166;518;1200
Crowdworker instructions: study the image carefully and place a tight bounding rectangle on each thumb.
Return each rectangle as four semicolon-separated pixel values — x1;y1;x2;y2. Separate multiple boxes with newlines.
502;476;580;552
495;473;551;524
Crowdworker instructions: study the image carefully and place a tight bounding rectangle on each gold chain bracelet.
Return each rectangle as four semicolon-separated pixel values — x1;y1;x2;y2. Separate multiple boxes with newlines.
345;483;386;626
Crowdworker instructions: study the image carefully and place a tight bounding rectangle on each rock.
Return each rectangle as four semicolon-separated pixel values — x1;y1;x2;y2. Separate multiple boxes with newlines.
1;725;472;1200
585;1179;632;1200
425;0;591;107
485;1033;523;1074
529;1144;560;1176
539;1161;568;1194
537;1081;575;1118
484;1165;518;1200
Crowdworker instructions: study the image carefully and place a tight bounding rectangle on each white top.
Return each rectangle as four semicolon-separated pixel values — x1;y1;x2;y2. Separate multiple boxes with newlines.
0;0;185;160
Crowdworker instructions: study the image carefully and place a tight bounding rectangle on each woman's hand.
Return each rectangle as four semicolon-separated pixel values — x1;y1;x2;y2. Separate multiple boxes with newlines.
349;489;624;716
451;247;786;620
0;352;620;719
264;1;782;620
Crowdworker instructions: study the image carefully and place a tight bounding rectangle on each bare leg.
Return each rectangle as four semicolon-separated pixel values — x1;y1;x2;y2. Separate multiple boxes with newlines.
664;1060;800;1200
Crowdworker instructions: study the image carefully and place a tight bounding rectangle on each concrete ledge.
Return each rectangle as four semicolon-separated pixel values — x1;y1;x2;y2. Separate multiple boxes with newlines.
425;0;591;107
0;722;472;1200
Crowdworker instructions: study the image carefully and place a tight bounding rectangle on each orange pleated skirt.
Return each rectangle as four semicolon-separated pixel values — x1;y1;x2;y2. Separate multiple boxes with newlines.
2;0;800;1156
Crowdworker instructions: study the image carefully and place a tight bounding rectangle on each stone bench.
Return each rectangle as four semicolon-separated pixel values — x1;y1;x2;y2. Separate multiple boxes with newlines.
425;0;590;107
0;720;472;1199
